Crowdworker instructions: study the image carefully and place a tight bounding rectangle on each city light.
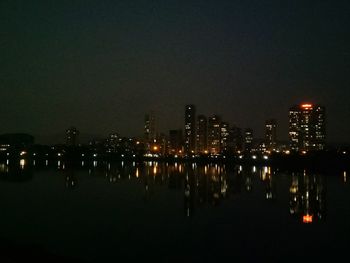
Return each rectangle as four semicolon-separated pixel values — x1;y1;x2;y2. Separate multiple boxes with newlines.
303;214;313;224
344;171;347;183
301;103;313;109
20;159;26;169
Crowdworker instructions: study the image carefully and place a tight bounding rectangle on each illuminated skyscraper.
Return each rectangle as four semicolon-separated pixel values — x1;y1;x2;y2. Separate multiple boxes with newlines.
66;127;79;146
289;103;326;151
265;119;277;151
244;128;253;153
185;105;196;154
208;115;221;154
220;122;229;153
196;115;207;154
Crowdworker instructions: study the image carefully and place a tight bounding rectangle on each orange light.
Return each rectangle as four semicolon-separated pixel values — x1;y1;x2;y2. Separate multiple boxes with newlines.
301;103;313;108
303;214;313;223
153;146;158;151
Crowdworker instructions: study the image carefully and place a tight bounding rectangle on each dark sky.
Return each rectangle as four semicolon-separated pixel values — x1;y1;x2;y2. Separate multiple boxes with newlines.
1;0;349;144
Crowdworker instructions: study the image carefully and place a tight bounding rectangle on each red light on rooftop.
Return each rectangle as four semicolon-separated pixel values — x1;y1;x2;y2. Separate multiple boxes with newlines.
301;103;313;109
303;214;313;223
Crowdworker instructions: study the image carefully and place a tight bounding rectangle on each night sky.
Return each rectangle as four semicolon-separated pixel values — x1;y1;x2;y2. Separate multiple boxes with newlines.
1;0;349;144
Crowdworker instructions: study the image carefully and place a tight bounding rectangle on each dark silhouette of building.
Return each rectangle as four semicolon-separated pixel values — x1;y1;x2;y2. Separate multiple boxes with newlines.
144;112;156;142
244;128;253;153
196;115;207;154
66;127;79;146
169;129;183;155
227;126;243;154
265;119;277;151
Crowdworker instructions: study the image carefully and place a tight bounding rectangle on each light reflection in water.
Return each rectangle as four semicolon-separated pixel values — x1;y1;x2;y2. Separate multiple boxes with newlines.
20;159;26;169
289;171;325;223
0;163;8;173
0;160;331;225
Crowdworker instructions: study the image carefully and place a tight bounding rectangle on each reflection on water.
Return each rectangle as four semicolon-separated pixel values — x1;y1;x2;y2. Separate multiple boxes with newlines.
0;161;33;182
344;171;347;183
0;159;340;225
289;171;326;223
65;171;78;189
0;159;350;262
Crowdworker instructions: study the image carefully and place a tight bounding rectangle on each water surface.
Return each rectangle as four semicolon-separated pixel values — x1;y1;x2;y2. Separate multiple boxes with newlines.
0;160;349;262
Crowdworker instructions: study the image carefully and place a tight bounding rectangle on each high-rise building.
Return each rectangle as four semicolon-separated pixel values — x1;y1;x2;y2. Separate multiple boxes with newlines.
196;115;207;154
208;115;221;154
289;103;326;151
66;127;79;146
106;133;120;152
144;112;156;142
169;129;183;155
220;122;230;153
265;119;277;151
244;128;253;153
227;126;243;153
185;105;196;154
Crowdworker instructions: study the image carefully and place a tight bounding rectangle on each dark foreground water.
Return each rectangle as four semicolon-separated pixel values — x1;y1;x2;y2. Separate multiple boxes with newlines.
0;160;349;262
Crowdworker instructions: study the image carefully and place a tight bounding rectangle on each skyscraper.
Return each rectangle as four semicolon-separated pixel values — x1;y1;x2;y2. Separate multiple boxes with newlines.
208;115;221;154
244;128;253;153
265;119;277;151
169;129;183;155
66;127;79;146
227;126;243;153
185;105;196;154
289;103;326;151
144;112;156;142
220;122;229;153
196;115;207;154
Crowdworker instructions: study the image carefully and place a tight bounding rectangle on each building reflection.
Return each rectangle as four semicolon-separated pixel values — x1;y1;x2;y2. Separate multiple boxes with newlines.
0;159;331;224
0;161;33;182
260;166;276;200
65;171;78;189
289;171;326;223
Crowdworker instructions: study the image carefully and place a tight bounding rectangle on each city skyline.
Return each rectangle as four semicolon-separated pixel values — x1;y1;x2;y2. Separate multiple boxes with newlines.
1;1;349;144
0;102;334;146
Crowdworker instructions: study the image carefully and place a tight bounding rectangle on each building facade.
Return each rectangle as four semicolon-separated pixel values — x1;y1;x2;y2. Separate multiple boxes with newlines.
196;115;207;154
265;119;277;151
144;112;156;142
169;129;183;155
208;115;221;154
66;127;79;146
289;103;326;151
244;128;253;153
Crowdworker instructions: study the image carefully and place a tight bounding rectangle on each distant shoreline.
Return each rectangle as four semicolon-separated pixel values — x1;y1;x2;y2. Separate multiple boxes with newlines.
1;151;348;173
